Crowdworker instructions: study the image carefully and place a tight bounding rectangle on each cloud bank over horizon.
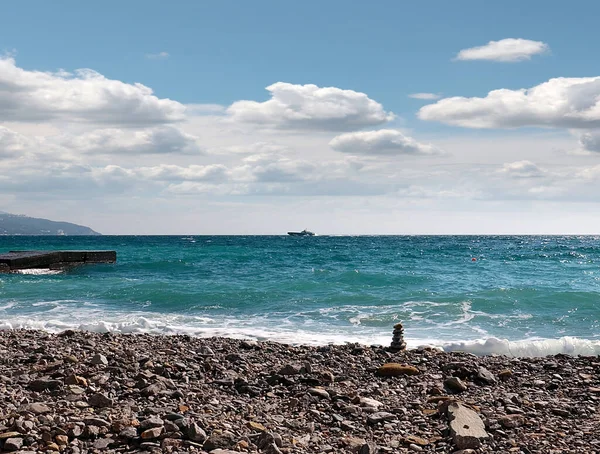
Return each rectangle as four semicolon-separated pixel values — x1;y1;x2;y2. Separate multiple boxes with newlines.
1;51;599;234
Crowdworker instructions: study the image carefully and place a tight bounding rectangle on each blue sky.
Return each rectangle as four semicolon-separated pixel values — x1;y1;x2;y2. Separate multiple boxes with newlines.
5;1;596;108
2;1;600;233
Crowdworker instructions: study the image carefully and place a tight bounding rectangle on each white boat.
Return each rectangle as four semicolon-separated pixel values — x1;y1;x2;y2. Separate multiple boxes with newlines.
287;229;315;236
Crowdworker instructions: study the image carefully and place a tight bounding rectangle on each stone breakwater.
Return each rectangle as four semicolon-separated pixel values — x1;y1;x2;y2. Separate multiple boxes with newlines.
0;331;598;454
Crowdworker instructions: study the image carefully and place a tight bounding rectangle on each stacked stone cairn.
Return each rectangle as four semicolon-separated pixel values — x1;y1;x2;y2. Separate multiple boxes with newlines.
389;322;407;351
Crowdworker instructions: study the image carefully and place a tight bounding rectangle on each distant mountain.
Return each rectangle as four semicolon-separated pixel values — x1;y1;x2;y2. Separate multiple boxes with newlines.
0;213;101;235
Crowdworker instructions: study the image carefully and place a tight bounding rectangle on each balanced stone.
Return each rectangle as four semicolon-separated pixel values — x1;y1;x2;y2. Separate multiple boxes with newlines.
389;322;407;351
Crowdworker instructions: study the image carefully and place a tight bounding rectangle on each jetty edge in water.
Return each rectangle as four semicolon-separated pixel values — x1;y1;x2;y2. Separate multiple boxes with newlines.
0;250;116;272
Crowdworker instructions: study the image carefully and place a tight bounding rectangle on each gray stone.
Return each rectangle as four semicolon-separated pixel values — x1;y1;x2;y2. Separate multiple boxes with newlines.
307;387;330;399
15;419;35;433
21;403;51;414
367;412;396;425
476;367;496;385
83;417;111;428
278;364;302;375
257;431;276;450
3;437;23;451
141;382;166;396
446;402;489;450
92;438;112;449
88;393;113;408
445;377;468;393
354;396;383;409
188;422;207;442
91;354;108;365
119;427;138;439
139;416;164;430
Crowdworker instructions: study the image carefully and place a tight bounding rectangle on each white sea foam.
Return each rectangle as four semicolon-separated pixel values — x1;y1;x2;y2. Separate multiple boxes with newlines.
16;269;62;275
440;336;600;357
0;311;599;356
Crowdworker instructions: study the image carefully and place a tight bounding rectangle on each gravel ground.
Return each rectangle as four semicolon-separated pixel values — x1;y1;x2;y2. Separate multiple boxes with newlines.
0;330;598;453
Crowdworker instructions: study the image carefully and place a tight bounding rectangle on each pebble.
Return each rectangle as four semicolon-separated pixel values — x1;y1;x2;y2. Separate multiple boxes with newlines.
21;403;51;414
91;353;108;365
367;412;396;425
445;376;468;393
3;437;23;451
376;363;420;376
307;387;330;399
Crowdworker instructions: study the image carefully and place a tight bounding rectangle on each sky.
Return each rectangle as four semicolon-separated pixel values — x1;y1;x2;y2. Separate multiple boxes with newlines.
2;0;600;234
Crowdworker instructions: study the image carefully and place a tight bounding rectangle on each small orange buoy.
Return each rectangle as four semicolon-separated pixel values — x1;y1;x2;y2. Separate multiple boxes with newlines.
471;257;477;262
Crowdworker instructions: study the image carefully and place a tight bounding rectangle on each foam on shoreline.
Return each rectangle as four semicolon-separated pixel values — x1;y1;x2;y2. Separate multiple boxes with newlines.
1;316;599;357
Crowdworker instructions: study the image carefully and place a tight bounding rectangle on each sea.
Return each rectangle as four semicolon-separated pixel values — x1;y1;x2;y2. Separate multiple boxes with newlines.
1;235;600;357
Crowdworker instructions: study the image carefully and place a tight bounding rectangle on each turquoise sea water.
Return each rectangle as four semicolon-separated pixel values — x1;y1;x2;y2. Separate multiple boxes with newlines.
1;235;600;356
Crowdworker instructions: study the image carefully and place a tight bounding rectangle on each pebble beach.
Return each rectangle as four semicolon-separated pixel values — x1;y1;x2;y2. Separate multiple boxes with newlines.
0;330;598;454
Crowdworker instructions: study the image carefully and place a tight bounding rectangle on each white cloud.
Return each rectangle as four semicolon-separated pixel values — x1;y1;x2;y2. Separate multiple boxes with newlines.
146;52;170;60
578;164;600;180
186;104;226;115
137;164;228;182
0;126;36;157
329;129;444;156
226;82;394;131
397;185;482;199
455;38;549;62
408;93;441;100
0;56;185;126
578;131;600;153
419;77;600;129
218;142;290;155
499;160;544;178
234;153;317;183
58;126;203;155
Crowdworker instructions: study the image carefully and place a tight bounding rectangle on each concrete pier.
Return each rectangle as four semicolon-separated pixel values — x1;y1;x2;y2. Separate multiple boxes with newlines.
0;250;116;272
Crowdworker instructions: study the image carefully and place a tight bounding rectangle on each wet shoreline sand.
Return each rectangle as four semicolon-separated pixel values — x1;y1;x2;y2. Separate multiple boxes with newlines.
0;330;598;453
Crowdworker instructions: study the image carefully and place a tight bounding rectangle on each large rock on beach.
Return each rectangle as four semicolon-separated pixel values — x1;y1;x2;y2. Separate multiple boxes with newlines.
446;402;489;449
376;363;420;376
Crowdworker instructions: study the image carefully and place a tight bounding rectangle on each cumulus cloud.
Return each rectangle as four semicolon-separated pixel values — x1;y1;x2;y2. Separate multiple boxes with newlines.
0;56;185;126
137;164;228;182
455;38;549;62
578;131;600;153
499;161;544;178
0;161;139;197
0;126;36;157
219;142;290;155
235;153;316;183
408;93;441;100
418;77;600;129
58;126;203;155
226;82;394;131
329;129;444;156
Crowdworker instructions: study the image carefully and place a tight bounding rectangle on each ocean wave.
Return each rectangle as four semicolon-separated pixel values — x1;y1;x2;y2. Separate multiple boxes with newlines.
1;312;599;356
440;336;600;357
